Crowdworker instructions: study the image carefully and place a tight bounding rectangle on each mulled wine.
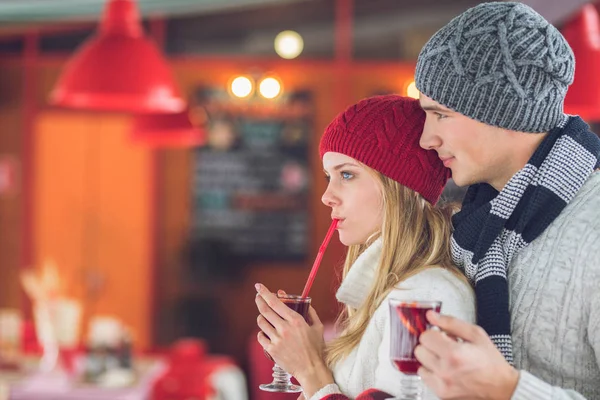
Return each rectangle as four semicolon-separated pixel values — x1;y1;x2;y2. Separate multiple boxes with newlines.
389;300;441;375
259;294;311;393
263;295;310;362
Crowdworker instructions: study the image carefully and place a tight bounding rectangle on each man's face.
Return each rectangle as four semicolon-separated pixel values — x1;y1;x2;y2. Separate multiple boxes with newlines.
418;94;516;189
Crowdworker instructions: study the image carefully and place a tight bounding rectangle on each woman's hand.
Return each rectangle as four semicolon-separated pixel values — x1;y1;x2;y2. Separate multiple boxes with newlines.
255;283;334;397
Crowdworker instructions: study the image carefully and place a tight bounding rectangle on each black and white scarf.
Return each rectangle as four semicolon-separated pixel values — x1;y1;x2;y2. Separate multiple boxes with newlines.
451;116;600;363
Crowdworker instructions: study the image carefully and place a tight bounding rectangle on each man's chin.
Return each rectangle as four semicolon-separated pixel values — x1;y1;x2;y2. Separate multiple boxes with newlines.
450;173;471;188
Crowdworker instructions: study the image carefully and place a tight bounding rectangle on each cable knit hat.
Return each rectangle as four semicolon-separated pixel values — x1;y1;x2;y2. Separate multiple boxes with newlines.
319;95;450;205
415;2;575;133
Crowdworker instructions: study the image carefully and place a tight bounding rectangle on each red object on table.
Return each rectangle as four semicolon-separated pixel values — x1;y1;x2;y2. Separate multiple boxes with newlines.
152;338;214;400
322;389;393;400
58;346;80;375
21;320;42;355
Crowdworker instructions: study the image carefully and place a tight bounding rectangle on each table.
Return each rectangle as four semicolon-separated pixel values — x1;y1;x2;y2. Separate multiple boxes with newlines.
8;359;165;400
3;355;248;400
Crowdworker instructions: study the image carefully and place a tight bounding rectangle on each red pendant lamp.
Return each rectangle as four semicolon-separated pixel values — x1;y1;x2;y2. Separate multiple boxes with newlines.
49;0;185;113
563;4;600;120
130;110;205;148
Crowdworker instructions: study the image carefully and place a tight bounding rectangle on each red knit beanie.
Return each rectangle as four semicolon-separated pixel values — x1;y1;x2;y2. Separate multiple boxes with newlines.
319;95;450;205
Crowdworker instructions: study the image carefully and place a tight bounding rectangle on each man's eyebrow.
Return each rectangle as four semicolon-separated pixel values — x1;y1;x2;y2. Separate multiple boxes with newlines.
420;104;453;113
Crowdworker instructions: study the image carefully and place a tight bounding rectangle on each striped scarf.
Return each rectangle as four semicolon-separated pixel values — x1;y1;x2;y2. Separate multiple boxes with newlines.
451;116;600;363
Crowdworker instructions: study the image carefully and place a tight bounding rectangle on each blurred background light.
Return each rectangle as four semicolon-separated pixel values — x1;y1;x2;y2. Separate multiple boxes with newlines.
274;30;304;59
258;77;282;99
230;76;254;98
405;81;419;99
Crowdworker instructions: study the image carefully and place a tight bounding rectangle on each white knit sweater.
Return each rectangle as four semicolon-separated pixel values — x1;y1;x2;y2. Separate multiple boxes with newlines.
508;171;600;399
309;238;476;400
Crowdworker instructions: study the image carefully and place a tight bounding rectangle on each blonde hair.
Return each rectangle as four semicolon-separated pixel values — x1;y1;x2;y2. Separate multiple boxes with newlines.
325;167;467;366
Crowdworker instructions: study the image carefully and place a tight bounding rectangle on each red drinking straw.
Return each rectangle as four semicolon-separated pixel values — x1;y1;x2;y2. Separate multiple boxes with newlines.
301;219;339;298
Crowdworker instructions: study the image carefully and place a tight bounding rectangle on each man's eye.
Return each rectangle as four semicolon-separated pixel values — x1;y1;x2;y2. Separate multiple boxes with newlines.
435;112;447;120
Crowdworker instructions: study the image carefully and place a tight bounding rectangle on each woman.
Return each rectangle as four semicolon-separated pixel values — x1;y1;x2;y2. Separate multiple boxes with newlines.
255;95;475;399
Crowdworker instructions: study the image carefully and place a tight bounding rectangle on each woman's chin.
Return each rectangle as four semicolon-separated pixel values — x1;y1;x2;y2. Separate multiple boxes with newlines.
338;233;362;247
338;233;350;246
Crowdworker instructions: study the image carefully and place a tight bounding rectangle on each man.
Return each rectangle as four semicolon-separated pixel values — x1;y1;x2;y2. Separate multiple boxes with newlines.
414;2;600;399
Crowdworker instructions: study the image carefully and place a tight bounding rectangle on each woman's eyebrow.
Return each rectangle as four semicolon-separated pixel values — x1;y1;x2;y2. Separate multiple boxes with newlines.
323;162;360;173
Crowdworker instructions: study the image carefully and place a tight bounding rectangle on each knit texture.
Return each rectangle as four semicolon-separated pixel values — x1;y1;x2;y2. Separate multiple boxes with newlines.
415;2;574;133
450;116;600;364
509;171;600;398
308;238;475;400
319;95;450;205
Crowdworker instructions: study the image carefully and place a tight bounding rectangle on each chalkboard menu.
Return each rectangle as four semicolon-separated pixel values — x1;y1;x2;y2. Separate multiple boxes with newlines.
190;87;313;264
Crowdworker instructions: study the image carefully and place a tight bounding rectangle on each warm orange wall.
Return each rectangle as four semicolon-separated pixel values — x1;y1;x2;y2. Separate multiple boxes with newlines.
0;65;24;309
33;111;152;348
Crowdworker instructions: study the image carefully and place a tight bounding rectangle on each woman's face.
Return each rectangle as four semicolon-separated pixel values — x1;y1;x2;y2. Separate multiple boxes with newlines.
321;152;383;246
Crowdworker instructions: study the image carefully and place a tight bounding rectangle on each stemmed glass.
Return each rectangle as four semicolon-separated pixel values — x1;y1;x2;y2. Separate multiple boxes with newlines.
389;300;441;400
259;294;311;393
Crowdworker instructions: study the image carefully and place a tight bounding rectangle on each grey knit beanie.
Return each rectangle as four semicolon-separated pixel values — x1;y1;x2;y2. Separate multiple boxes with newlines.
415;2;575;133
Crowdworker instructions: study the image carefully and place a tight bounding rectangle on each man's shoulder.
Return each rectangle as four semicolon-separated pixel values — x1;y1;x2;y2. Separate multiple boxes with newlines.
538;172;600;270
556;172;600;230
575;171;600;205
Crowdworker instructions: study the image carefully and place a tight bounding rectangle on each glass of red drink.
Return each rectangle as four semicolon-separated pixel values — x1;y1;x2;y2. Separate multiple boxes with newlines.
259;294;311;393
389;299;441;400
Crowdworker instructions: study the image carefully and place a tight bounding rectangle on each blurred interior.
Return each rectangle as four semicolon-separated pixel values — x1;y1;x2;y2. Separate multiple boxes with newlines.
0;0;599;399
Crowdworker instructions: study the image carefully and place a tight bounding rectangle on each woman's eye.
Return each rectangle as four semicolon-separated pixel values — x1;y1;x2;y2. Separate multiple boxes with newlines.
341;171;354;180
435;112;447;120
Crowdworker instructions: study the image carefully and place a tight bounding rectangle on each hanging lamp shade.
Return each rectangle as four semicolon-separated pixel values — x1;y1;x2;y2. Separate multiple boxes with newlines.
563;4;600;120
130;110;205;148
49;0;185;113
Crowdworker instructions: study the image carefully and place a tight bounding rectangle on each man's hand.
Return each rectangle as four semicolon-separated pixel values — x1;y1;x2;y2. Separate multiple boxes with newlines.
414;311;519;400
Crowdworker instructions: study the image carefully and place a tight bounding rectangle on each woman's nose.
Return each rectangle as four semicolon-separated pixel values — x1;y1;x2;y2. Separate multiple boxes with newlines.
321;184;338;207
